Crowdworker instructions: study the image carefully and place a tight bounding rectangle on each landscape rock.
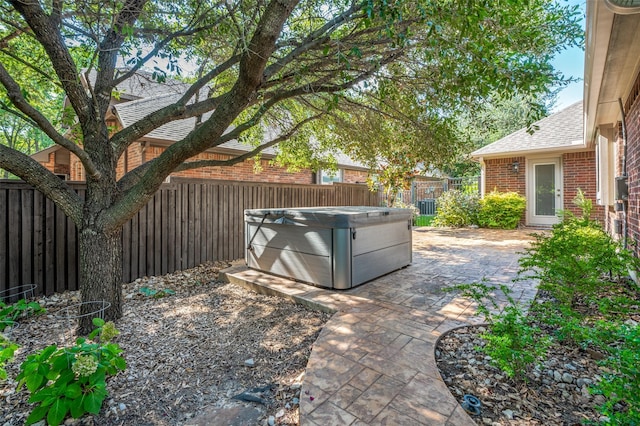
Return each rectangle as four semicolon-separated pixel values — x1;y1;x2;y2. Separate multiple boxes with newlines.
436;325;604;425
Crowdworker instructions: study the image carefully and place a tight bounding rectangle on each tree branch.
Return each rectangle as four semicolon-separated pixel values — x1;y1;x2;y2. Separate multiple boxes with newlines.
9;0;91;125
0;144;83;225
174;114;322;172
0;62;101;178
103;0;301;232
263;4;364;80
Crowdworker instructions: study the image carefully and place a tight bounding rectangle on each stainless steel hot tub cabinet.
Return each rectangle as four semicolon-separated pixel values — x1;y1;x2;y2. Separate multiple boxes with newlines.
245;207;412;289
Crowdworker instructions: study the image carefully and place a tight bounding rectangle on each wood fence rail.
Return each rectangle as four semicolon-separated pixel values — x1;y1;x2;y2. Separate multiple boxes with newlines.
0;178;380;297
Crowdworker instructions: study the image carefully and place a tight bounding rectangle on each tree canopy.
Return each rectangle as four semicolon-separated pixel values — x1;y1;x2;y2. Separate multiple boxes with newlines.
0;0;583;324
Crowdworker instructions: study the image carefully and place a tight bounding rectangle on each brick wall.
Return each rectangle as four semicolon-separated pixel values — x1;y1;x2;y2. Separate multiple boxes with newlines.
484;156;526;195
40;152;70;177
626;85;640;258
144;145;314;184
562;151;604;221
42;141;371;186
343;169;369;184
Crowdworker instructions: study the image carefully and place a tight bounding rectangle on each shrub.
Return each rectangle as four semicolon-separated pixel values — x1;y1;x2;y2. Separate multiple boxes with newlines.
477;191;526;229
0;299;45;331
17;318;126;426
448;281;549;381
0;333;18;381
518;217;638;308
432;190;480;227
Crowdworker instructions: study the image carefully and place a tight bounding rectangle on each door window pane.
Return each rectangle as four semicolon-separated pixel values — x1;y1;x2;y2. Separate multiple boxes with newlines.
535;164;555;216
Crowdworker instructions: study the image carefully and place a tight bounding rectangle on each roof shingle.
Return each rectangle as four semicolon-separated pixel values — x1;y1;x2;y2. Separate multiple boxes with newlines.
471;101;584;157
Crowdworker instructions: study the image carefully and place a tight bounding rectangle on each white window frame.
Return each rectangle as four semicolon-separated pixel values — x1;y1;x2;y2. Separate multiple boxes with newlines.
318;169;343;184
596;133;615;206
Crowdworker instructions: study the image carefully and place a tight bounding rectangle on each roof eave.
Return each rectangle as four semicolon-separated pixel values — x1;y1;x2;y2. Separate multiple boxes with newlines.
470;143;589;160
585;2;640;145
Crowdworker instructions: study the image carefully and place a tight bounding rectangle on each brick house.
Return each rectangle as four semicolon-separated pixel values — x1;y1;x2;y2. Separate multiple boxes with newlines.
32;71;369;185
584;0;640;262
471;101;603;226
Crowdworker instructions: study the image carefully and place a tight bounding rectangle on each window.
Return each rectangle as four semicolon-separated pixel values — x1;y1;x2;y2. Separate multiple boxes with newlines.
318;169;343;184
596;134;615;206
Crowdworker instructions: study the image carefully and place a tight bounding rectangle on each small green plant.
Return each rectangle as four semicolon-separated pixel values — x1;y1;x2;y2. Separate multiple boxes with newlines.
0;333;18;380
0;299;46;331
477;190;526;229
591;324;640;425
432;190;480;227
16;318;126;426
481;304;550;380
448;281;549;381
139;287;175;298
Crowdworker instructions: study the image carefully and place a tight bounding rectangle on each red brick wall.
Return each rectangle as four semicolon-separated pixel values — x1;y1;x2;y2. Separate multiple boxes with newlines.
626;87;640;258
484;156;526;195
43;142;371;186
343;169;369;184
144;145;314;184
39;152;70;177
562;151;604;221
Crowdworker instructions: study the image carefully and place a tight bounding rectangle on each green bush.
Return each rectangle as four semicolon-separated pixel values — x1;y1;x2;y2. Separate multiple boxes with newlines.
17;318;125;426
0;299;46;331
477;191;526;229
518;217;638;308
0;333;18;381
432;190;480;227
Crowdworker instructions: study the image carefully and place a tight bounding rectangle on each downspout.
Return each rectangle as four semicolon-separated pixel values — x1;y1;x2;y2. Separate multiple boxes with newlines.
618;98;629;249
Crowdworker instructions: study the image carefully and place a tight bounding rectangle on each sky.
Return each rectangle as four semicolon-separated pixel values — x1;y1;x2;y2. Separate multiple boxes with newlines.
550;0;586;112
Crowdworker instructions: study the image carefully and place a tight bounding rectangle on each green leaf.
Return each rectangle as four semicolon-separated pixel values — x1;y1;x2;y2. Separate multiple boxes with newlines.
114;356;127;371
69;396;86;418
28;387;53;403
38;345;57;361
25;373;45;392
22;361;39;376
52;352;74;371
92;317;105;327
64;383;82;399
25;404;48;425
83;390;105;414
47;398;69;426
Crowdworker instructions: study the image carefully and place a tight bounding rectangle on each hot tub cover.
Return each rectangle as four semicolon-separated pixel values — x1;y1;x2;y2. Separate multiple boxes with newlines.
244;206;413;228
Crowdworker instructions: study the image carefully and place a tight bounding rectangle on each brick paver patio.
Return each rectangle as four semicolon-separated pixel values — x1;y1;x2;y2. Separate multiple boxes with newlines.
222;227;539;425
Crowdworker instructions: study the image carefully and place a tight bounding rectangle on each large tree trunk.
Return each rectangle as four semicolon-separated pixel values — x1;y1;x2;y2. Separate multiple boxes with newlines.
77;224;123;334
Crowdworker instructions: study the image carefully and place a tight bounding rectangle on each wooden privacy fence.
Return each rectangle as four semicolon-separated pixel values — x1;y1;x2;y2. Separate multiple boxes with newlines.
0;178;380;297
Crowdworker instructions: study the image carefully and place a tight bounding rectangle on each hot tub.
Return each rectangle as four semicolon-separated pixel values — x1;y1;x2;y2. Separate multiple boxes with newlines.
245;206;412;289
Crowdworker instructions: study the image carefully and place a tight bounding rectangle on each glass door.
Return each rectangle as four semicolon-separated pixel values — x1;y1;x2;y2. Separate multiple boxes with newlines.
527;158;562;225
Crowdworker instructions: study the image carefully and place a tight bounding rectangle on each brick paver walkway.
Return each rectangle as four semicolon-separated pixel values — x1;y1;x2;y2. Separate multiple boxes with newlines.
221;228;538;425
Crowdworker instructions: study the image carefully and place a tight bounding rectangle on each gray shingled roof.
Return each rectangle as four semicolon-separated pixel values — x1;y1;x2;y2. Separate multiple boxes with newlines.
84;69;191;100
114;93;367;169
471;101;584;157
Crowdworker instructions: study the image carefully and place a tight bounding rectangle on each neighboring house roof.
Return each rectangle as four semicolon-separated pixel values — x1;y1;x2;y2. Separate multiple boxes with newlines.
112;92;367;169
82;69;191;101
470;101;585;158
